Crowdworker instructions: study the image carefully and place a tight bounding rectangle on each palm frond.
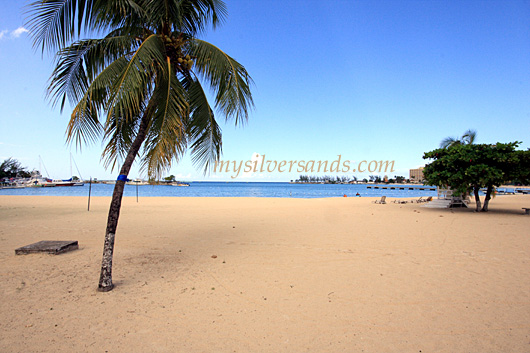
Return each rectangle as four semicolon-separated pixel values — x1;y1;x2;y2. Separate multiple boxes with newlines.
191;39;253;125
25;0;148;53
141;60;189;178
49;39;91;111
48;34;140;110
462;129;477;145
67;95;103;148
101;107;139;171
440;136;459;149
26;0;94;53
105;34;166;125
176;0;227;34
139;0;227;35
66;55;131;148
186;77;222;174
91;0;146;30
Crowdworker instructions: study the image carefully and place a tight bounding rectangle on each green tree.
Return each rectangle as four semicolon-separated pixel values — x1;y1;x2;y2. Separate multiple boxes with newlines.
27;0;253;291
163;175;176;183
440;129;477;149
395;175;405;184
510;149;530;185
0;158;31;179
423;142;524;212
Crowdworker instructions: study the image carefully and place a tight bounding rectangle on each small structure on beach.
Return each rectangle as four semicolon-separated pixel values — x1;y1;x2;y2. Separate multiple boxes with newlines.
422;188;468;208
15;241;79;255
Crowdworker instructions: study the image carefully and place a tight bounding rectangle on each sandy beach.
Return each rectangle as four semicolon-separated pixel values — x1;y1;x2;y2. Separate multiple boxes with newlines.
1;195;529;352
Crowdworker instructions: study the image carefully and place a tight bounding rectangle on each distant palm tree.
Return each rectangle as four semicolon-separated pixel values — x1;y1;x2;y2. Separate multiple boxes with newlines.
440;129;477;148
27;0;253;292
439;129;477;202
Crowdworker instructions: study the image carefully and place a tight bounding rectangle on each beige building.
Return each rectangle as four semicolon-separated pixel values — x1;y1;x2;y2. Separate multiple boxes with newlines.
409;167;424;182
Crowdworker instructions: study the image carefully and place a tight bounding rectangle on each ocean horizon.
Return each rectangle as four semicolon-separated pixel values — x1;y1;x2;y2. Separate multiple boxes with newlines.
0;181;438;199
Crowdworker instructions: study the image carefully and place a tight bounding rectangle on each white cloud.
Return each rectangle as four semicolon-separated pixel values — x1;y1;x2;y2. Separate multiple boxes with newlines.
11;27;29;38
0;30;7;40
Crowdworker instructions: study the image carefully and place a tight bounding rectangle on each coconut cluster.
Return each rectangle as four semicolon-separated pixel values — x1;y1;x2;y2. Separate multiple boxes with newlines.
163;35;194;71
177;55;194;70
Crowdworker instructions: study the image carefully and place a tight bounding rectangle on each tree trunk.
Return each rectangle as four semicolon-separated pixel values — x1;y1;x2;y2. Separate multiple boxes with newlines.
97;114;150;292
473;185;481;212
482;185;493;212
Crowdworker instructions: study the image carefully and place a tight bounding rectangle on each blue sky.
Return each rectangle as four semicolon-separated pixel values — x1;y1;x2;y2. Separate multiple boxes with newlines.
1;0;529;181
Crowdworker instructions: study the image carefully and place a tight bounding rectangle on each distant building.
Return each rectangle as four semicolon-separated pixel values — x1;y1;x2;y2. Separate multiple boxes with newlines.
409;167;424;182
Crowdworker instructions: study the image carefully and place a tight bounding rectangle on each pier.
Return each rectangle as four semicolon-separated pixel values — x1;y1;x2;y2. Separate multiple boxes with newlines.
486;186;530;195
366;185;436;191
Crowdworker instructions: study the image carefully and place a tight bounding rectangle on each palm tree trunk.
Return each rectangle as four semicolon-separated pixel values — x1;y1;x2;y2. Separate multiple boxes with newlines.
97;114;150;292
473;185;481;212
481;185;493;212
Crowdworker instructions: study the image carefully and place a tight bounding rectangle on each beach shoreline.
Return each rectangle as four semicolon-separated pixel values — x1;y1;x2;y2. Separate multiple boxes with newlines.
1;195;529;352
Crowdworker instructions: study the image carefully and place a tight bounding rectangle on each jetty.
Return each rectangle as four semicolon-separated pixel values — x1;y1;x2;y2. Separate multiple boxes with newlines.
366;185;436;191
488;186;530;195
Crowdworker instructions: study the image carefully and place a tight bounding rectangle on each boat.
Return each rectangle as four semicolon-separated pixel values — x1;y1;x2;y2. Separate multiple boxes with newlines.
25;176;56;187
0;185;25;190
69;155;85;186
52;178;76;187
126;179;149;185
33;156;84;187
26;159;56;187
170;182;190;187
0;178;26;189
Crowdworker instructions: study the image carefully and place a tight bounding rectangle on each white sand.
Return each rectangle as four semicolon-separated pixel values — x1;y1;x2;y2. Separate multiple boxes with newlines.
1;195;529;352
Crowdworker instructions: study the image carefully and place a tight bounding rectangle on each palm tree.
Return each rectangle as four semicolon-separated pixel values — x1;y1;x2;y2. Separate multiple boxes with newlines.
439;129;477;205
440;129;477;148
27;0;253;292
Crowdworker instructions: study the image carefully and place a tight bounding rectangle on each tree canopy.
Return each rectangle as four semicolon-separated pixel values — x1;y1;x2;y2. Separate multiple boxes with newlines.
423;142;529;211
0;158;31;179
27;0;253;177
163;174;176;182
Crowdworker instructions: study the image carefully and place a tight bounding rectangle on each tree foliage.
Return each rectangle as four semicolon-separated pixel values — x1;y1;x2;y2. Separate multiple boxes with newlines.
0;158;31;179
163;174;176;182
423;142;529;211
440;129;477;149
26;0;253;178
395;175;405;183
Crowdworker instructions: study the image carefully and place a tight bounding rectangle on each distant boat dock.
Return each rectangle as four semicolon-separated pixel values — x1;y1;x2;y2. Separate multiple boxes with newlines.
486;186;530;195
367;185;436;191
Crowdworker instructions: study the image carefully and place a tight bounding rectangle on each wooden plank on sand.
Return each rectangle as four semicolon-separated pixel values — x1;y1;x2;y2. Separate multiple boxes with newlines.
15;241;79;255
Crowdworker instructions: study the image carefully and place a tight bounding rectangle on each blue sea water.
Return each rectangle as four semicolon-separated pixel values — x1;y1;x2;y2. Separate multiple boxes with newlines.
0;182;438;199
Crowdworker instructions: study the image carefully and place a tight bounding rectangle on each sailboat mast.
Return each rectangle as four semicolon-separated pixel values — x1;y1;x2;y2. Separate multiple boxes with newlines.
39;156;51;178
71;155;84;181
